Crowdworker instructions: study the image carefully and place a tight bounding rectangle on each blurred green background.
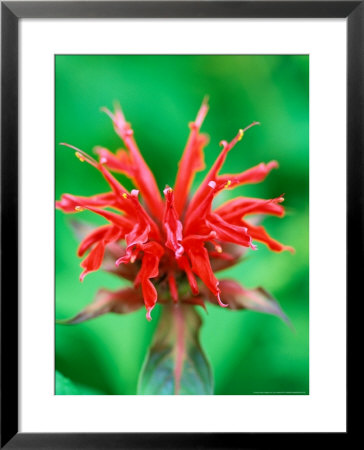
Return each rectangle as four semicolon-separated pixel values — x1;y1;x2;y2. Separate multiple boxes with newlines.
55;55;309;395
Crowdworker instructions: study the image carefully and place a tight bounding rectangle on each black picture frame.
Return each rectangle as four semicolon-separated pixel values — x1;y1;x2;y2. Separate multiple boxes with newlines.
1;1;356;447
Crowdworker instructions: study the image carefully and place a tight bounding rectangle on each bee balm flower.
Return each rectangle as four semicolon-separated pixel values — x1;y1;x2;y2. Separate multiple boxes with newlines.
56;99;293;323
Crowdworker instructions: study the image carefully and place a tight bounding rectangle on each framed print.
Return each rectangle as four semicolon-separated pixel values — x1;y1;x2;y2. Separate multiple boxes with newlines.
1;1;356;447
54;53;307;396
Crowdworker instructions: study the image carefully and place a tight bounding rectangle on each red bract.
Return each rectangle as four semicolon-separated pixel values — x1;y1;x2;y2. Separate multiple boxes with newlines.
56;99;293;321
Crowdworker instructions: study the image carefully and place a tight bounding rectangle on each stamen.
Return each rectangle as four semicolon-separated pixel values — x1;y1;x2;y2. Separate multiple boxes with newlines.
122;193;128;199
224;179;232;189
130;254;137;263
75;206;84;212
60;143;98;167
75;152;85;162
100;106;115;122
193;95;209;128
214;243;223;253
277;193;285;203
242;121;260;133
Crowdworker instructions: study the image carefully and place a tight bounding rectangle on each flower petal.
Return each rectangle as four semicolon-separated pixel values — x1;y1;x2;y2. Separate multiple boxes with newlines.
94;146;135;178
102;104;164;220
241;220;294;253
59;143;136;215
75;203;134;230
215;195;285;221
115;223;150;265
184;181;216;233
79;241;105;281
102;244;139;281
216;161;278;190
207;213;256;249
186;242;227;307
80;225;122;281
163;187;184;258
186;128;245;219
134;242;165;321
68;221;139;282
56;193;116;213
174;98;209;214
77;225;111;257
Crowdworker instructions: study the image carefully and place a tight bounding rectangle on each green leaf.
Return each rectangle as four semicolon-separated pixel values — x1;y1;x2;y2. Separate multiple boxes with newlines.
137;305;213;395
55;370;104;395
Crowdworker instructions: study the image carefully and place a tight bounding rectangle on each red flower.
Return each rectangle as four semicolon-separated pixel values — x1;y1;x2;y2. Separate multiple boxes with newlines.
57;99;293;322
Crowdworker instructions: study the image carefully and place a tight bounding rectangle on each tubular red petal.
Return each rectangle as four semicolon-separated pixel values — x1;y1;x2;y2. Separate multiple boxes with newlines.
174;98;209;215
114;193;163;265
136;249;164;321
94;146;135;178
102;242;139;281
60;142;135;215
163;187;184;258
217;161;278;189
141;276;158;317
184;181;216;233
206;213;255;249
80;242;105;282
128;190;161;241
115;223;151;265
56;193;116;213
75;202;134;230
78;225;111;257
142;240;165;258
185;128;246;218
216;196;285;221
241;220;294;253
102;104;164;220
79;226;122;281
97;163;127;196
186;242;227;307
182;230;217;246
